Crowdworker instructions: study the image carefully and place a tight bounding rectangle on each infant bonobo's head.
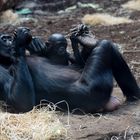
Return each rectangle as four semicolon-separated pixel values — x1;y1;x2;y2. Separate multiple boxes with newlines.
47;33;67;56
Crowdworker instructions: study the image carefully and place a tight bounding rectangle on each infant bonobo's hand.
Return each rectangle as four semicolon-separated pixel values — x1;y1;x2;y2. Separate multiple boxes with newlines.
13;27;32;56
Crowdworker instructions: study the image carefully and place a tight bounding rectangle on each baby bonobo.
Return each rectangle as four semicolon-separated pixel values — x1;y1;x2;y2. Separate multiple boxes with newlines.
27;33;75;65
46;33;74;65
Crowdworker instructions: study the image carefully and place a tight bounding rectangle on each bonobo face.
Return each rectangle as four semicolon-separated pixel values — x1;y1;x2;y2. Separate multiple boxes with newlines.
1;34;12;46
0;34;13;58
48;33;67;56
13;27;32;46
53;41;67;56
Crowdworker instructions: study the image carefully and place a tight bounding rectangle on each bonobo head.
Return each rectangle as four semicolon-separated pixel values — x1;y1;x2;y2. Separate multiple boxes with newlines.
13;27;32;47
47;33;67;56
1;34;13;46
0;34;13;59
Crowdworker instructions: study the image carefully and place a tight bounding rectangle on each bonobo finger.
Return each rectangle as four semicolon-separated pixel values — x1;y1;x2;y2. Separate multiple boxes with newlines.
35;38;46;51
30;37;44;52
33;38;42;52
28;38;37;52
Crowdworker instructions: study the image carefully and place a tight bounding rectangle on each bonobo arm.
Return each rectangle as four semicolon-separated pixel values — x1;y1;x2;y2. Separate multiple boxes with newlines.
26;37;49;56
70;34;85;67
66;52;76;64
6;27;35;112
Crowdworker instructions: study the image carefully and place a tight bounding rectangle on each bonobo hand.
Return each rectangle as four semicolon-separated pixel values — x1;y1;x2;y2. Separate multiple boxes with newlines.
13;27;32;56
26;37;46;55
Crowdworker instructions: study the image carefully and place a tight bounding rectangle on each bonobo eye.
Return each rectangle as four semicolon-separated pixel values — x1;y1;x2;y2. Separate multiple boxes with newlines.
1;34;13;46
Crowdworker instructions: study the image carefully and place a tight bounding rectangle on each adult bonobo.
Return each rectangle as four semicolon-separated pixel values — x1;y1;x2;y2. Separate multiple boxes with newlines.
0;26;139;113
26;33;75;65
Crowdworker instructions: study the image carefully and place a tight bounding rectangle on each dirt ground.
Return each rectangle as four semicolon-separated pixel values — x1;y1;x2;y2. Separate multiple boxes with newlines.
0;0;140;139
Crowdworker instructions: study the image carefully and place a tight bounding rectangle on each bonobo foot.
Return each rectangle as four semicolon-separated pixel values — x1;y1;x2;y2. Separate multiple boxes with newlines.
126;89;140;101
70;24;98;47
13;27;32;57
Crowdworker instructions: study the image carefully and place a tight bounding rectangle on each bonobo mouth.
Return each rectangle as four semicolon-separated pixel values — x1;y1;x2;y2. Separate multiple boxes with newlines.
57;47;67;55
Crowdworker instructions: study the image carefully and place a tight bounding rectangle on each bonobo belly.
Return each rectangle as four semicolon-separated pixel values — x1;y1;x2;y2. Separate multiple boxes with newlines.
26;56;80;104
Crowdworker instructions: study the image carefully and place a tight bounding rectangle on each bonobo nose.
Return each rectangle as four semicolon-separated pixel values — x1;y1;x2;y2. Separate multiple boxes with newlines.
58;47;66;55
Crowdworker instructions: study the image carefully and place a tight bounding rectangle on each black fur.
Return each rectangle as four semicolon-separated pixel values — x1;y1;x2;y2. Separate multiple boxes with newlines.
0;28;139;113
27;33;75;65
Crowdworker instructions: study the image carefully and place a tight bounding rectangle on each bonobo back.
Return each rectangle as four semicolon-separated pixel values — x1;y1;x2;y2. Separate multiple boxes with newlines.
26;56;81;104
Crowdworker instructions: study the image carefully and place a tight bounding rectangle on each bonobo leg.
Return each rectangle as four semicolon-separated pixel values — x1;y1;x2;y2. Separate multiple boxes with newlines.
70;35;85;67
0;56;35;112
10;56;35;112
69;39;139;112
68;42;114;112
99;40;140;101
0;27;35;112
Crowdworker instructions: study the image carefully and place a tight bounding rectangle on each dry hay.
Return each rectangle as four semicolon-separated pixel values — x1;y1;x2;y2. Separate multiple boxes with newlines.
122;0;140;11
82;13;132;26
0;10;19;25
0;10;37;26
0;105;67;140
